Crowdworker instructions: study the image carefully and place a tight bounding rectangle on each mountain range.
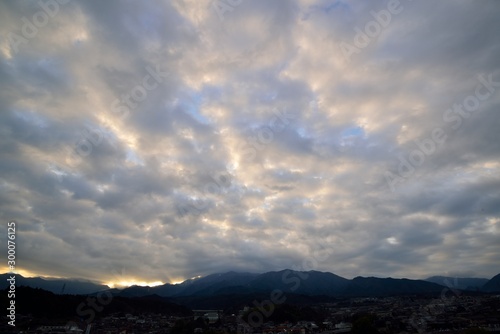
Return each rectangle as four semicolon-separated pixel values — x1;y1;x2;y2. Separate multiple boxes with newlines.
0;273;109;294
424;276;489;291
117;270;500;299
482;273;500;292
3;270;499;301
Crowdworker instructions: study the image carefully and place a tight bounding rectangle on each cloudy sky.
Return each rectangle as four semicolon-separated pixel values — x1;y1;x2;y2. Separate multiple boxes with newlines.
1;0;499;287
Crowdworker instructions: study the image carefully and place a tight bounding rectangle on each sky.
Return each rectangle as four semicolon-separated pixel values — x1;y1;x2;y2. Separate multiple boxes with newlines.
0;0;499;287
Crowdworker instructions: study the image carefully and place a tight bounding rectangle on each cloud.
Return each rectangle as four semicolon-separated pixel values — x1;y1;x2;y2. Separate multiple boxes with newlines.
0;0;499;284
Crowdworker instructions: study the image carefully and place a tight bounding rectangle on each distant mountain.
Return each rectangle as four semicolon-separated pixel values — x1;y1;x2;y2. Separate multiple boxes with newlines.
6;270;497;303
118;270;349;298
118;271;259;298
482;273;500;292
425;276;489;291
176;271;259;296
118;270;445;300
0;273;109;295
247;270;350;295
343;277;444;297
117;284;159;297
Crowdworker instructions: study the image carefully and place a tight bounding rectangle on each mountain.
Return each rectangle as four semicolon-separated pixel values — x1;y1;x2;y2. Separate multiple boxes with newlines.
247;270;350;295
6;270;496;303
343;277;444;297
0;273;109;295
176;271;259;296
425;276;489;291
117;284;159;297
482;273;500;292
118;270;445;300
118;270;349;298
118;271;259;298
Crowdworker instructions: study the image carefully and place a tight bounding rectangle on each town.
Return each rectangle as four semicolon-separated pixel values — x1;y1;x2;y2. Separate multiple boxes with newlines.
3;293;499;334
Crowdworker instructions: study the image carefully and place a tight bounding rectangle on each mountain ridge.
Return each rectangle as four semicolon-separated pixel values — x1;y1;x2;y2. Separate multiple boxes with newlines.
0;273;109;295
482;273;500;292
117;269;495;299
3;270;499;299
424;276;489;291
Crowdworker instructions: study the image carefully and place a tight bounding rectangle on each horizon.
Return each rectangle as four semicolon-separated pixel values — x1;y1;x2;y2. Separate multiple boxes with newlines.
1;1;499;288
3;268;497;289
